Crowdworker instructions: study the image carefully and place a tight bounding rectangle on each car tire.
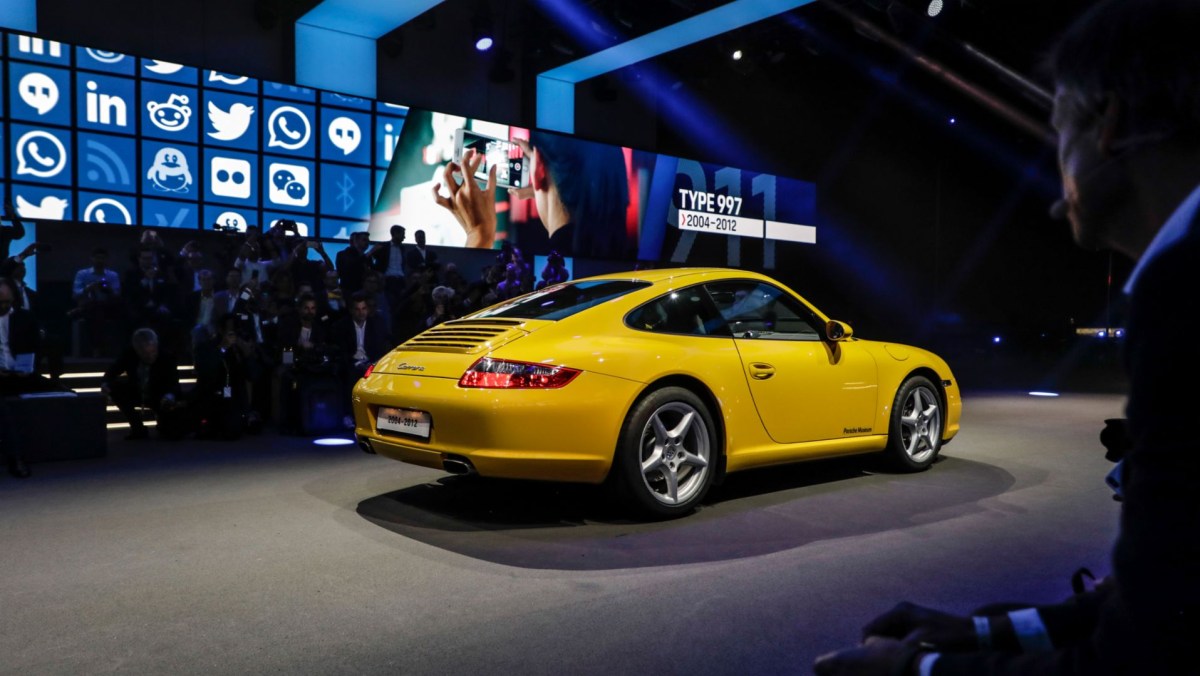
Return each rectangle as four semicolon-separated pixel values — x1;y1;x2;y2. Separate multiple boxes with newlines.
613;386;717;519
884;375;943;471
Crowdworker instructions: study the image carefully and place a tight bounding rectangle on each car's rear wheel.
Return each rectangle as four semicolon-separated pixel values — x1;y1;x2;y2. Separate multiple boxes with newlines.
885;375;943;471
613;387;716;519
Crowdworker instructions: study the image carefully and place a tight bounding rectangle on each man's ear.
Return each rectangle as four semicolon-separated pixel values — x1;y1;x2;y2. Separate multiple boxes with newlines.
532;149;549;191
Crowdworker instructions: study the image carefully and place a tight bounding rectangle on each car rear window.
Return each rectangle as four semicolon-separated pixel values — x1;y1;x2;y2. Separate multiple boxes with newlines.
474;280;651;321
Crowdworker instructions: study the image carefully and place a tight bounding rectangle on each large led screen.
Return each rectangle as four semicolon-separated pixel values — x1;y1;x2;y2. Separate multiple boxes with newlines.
0;31;407;240
370;110;819;266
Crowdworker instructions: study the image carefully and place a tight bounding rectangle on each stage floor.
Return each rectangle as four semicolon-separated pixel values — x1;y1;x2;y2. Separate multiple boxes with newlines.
0;392;1124;675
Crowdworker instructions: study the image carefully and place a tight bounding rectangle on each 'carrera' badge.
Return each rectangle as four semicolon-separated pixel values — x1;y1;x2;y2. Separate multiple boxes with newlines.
396;363;425;372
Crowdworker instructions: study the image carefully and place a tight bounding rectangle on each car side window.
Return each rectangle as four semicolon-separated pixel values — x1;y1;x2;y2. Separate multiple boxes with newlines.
705;281;823;341
626;286;727;337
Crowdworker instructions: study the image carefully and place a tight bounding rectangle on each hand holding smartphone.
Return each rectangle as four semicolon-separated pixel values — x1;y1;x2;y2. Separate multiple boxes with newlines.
453;128;530;190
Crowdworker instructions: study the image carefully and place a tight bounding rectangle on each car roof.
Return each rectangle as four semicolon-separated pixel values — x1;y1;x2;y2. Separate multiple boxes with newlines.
577;267;773;285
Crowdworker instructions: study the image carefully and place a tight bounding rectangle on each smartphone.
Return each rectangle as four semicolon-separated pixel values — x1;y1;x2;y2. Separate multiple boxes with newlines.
453;128;530;190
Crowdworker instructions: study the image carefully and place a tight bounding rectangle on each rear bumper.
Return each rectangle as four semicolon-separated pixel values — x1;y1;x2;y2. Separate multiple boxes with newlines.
352;371;642;483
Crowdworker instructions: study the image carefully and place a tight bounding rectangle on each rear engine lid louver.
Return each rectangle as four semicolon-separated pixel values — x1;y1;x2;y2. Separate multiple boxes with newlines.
400;319;528;354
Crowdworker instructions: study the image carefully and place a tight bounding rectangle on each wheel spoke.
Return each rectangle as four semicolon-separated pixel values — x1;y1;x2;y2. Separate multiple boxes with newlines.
668;411;695;442
678;449;708;469
661;466;680;504
641;446;664;473
651;414;671;446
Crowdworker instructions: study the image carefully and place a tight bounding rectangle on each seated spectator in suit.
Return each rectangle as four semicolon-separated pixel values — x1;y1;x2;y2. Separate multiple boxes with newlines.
333;292;390;428
192;315;251;440
101;328;188;440
276;293;329;361
0;277;68;478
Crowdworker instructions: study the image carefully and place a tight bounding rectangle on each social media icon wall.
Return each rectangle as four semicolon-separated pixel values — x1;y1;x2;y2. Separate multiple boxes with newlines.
268;162;310;208
211;157;252;199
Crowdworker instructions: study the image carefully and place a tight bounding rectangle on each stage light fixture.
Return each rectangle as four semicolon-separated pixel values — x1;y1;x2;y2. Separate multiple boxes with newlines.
927;0;944;16
732;49;744;60
313;438;355;446
471;6;494;52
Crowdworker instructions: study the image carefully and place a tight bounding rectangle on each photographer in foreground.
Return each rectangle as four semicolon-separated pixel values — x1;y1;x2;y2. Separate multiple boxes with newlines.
814;2;1200;674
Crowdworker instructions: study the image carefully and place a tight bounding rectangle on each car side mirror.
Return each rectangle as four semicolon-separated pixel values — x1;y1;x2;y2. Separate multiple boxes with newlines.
826;320;853;341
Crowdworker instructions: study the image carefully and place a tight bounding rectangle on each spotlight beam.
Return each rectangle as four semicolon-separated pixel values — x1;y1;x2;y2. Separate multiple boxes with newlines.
537;0;817;133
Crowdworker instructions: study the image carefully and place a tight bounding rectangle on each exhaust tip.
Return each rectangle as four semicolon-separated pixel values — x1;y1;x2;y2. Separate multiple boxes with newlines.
442;454;476;475
357;436;376;454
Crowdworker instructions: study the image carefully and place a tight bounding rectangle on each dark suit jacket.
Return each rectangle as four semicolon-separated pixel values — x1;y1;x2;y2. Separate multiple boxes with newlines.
933;205;1200;675
369;242;406;277
275;316;329;355
405;245;438;273
332;315;390;364
2;308;40;359
335;246;370;295
102;347;181;402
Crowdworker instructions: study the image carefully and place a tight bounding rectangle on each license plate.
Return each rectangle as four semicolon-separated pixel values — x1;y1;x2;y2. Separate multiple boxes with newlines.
376;407;432;440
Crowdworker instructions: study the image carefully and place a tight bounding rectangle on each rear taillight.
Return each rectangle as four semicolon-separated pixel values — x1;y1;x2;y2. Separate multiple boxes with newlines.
458;357;581;389
362;362;375;379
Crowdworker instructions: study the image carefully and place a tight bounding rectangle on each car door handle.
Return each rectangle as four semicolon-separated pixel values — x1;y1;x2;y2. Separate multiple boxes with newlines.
749;363;776;380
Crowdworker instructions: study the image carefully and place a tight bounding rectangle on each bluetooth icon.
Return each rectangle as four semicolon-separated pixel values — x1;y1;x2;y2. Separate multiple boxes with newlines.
335;172;355;211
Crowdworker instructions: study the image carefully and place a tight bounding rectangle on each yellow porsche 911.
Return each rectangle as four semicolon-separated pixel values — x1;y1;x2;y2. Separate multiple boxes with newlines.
352;267;961;518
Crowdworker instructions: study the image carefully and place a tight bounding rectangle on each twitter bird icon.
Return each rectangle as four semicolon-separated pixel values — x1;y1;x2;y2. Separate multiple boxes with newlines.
16;195;70;220
208;101;254;141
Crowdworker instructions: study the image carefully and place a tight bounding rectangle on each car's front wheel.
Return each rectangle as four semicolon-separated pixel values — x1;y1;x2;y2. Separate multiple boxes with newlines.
885;375;943;471
613;386;716;519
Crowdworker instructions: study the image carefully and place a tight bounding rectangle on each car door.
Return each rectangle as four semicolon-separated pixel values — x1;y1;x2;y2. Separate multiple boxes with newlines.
705;280;879;444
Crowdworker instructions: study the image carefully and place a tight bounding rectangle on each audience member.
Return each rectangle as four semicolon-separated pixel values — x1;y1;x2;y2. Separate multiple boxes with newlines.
426;286;457;328
1;203;26;260
333;292;389;428
814;2;1200;674
71;247;122;357
192;315;250;440
336;231;377;296
101;328;187;440
405;228;438;273
371;224;409;296
0;277;65;478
